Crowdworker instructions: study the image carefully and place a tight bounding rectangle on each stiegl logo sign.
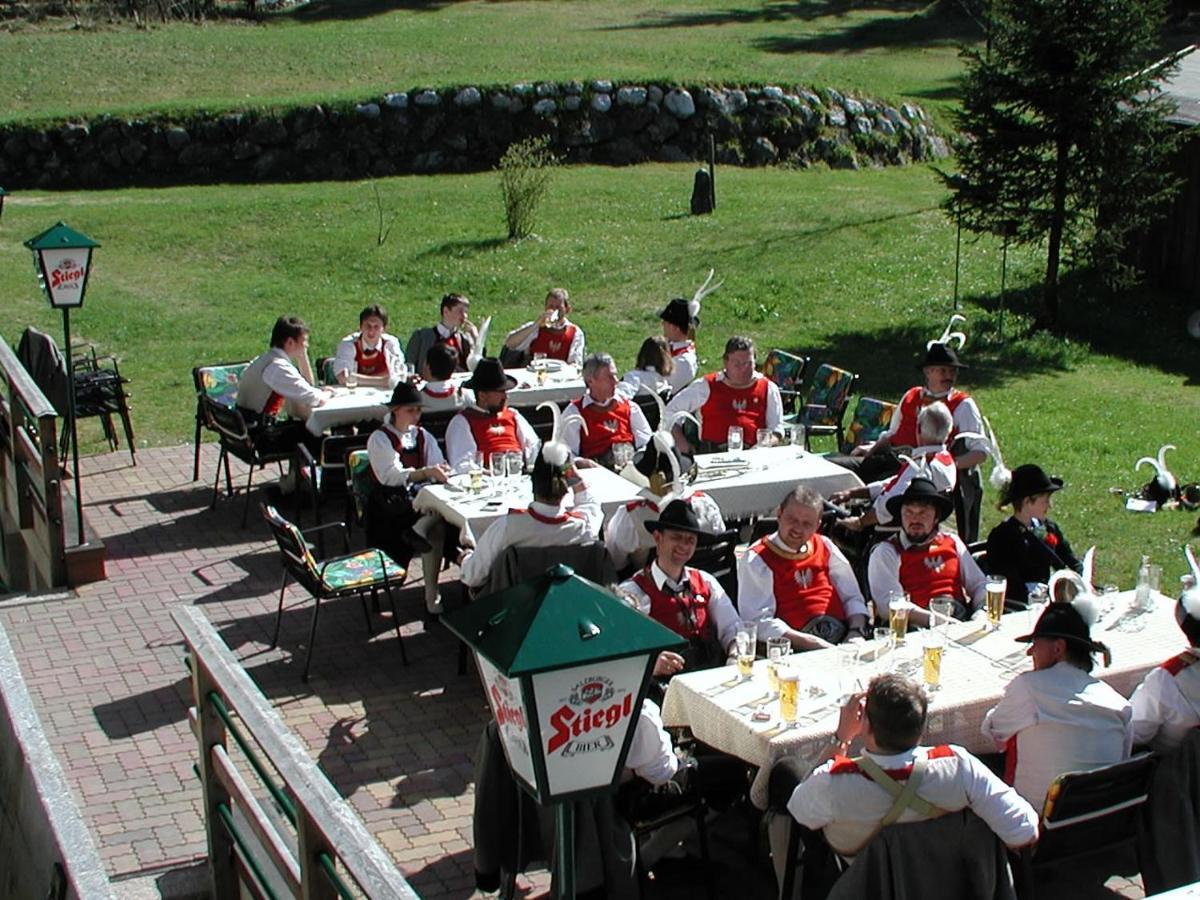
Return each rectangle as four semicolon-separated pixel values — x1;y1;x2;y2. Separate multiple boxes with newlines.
546;676;634;756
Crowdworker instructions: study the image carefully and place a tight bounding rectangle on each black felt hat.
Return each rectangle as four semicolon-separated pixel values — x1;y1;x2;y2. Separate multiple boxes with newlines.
643;499;716;543
918;342;967;369
884;476;955;521
463;357;517;392
659;298;695;331
1016;601;1111;662
386;382;423;407
1005;464;1065;505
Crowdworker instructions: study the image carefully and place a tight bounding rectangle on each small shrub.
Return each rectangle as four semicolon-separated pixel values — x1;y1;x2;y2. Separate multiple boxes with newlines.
498;135;558;241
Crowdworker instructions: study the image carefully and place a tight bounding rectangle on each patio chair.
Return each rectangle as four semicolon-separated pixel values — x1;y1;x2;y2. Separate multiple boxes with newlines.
263;504;408;682
344;449;373;539
762;349;810;416
191;360;250;481
796;363;858;451
840;397;898;454
686;528;740;602
315;355;338;387
68;345;136;467
203;396;293;527
296;433;368;525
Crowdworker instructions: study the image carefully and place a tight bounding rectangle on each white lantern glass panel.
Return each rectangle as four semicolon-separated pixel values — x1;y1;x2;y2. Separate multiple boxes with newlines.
477;655;537;790
39;246;91;308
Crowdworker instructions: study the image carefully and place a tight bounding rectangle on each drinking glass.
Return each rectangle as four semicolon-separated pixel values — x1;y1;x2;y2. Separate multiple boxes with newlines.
888;595;912;644
871;628;895;672
835;645;862;704
613;442;634;470
735;622;757;680
923;629;946;690
1026;583;1049;630
756;428;774;449
344;370;358;391
778;668;800;729
727;426;744;452
505;451;524;486
533;352;548;385
395;363;410;383
791;423;807;448
765;637;790;698
929;597;955;633
985;577;1007;628
470;451;485;494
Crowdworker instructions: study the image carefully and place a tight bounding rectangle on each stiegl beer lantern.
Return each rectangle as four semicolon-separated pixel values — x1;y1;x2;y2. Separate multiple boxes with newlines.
444;564;683;896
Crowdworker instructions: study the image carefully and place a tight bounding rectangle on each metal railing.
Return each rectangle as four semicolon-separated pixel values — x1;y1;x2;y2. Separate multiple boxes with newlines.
173;606;420;900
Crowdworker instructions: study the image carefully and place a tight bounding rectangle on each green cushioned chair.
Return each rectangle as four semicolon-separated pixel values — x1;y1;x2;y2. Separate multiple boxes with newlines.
192;360;250;482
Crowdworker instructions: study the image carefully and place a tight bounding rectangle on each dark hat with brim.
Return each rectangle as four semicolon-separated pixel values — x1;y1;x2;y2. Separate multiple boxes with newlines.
884;476;955;522
644;499;717;544
386;382;423;408
919;342;967;369
659;298;694;331
633;439;692;480
463;357;517;392
1015;601;1110;660
1006;464;1064;505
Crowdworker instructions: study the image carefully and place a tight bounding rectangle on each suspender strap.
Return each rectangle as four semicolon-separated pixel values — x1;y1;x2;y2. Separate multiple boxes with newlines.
856;755;945;824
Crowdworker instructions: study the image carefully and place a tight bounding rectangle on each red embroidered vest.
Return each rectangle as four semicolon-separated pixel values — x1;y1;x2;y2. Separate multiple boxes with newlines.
750;537;843;629
462;407;522;465
632;567;713;642
374;425;425;479
892;386;970;448
528;323;577;361
699;373;771;445
893;532;964;608
436;332;470;371
354;338;389;376
572;397;634;458
262;390;285;418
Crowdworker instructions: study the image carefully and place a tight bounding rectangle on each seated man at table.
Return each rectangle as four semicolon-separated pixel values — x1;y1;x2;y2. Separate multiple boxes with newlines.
867;477;987;626
739;486;870;650
419;344;471;413
605;435;725;575
785;674;1038;864
562;353;652;466
406;292;479;374
618;500;739;677
833;402;957;533
982;600;1132;808
236;315;332;456
445;358;540;474
458;438;602;589
502;287;586;367
1130;582;1200;751
333;303;405;389
666;335;783;452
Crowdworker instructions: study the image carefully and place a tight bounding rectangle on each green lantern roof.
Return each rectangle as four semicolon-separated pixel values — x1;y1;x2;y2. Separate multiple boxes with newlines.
24;221;100;251
443;564;684;676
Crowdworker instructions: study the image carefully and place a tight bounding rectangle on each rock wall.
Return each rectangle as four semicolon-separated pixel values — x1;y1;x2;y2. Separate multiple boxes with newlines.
0;81;948;189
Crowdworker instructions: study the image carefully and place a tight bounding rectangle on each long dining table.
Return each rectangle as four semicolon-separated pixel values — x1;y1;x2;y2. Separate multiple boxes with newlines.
660;590;1180;808
689;444;864;518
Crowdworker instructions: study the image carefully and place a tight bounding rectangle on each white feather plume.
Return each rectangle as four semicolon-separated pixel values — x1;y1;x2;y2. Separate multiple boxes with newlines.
983;417;1011;492
1072;593;1100;628
1182;545;1200;619
536;401;573;469
1135;444;1178;493
1049;568;1092;604
690;268;723;315
1081;546;1096;592
927;314;967;351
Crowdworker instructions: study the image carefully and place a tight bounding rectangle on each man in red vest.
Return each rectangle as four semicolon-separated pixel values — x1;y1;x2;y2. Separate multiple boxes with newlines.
618;500;740;676
444;357;540;473
406;292;479;374
502;287;586;367
562;352;652;466
1130;580;1200;751
666;335;784;451
739;486;869;650
867;478;987;627
333;304;406;389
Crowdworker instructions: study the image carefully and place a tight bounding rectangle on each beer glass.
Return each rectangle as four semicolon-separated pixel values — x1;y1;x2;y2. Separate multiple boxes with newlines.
929;597;955;633
613;442;634;470
985;577;1007;628
765;637;790;698
778;668;800;728
727;426;744;453
923;629;946;690
756;428;774;449
735;622;757;680
470;451;485;494
888;595;912;644
344;370;358;391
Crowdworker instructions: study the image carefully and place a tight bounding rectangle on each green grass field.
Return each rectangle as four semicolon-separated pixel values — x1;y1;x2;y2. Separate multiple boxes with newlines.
1;0;974;125
1;162;1197;587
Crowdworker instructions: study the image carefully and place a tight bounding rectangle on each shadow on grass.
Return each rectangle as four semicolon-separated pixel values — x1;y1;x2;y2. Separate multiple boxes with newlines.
280;0;479;24
601;0;931;30
414;236;510;260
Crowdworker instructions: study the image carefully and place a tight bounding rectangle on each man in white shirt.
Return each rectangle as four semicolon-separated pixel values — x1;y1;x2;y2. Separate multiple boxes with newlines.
658;297;698;395
503;287;586;367
406;292;479;374
982;601;1133;809
562;353;652;465
444;358;540;474
787;673;1038;860
739;486;869;650
418;344;471;413
1130;585;1200;751
332;304;406;389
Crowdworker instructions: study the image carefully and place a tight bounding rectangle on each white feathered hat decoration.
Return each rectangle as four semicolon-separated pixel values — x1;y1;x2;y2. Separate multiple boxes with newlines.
689;268;723;322
1049;546;1097;605
927;314;967;351
1135;444;1178;505
624;391;700;501
536;400;579;470
982;417;1012;492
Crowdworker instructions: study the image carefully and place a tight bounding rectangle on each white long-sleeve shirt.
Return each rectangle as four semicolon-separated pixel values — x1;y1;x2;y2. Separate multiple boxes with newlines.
366;424;445;487
603;490;726;573
1129;648;1200;751
667;341;697;395
982;660;1133;809
665;371;784;440
459;488;602;588
332;331;406;386
617;562;740;652
561;393;653;458
868;445;957;525
737;533;868;640
236;347;324;418
624;699;679;786
867;530;987;617
444;406;541;474
620;368;672;398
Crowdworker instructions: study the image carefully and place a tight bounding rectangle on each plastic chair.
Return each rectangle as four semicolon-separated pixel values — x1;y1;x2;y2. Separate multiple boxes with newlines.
315;356;338;386
263;504;408;681
1013;753;1158;900
762;349;810;416
296;433;369;525
797;364;858;450
841;397;898;454
344;449;373;539
192;360;250;481
202;396;294;527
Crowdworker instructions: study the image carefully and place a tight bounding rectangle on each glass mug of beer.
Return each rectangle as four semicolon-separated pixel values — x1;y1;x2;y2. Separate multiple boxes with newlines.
727;426;744;453
778;668;800;728
344;369;358;391
765;637;790;698
985;577;1007;628
888;595;913;644
735;622;757;680
923;629;946;690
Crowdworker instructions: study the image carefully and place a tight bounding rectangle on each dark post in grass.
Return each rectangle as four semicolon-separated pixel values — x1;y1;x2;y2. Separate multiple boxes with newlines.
24;222;100;546
998;219;1016;341
0;187;7;223
947;173;970;311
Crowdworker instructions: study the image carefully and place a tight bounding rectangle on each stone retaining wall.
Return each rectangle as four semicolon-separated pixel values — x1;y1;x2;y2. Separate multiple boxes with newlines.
0;81;948;189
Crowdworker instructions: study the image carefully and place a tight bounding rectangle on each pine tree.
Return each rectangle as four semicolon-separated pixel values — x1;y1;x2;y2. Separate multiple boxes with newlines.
946;0;1181;329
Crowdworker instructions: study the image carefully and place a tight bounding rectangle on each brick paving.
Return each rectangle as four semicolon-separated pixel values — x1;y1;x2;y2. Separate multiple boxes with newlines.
0;443;1149;899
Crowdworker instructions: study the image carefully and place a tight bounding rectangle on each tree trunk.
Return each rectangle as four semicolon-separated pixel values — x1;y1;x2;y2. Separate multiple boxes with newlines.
1041;134;1071;329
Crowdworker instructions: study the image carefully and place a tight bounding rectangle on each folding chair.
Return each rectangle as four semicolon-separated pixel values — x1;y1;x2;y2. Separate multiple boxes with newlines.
263;504;408;681
67;346;136;466
840;397;897;454
797;364;858;451
296;433;369;525
762;349;810;416
203;396;294;527
192;360;250;481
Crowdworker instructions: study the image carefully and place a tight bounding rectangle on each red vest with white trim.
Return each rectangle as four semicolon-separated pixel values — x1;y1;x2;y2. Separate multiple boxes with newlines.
353;338;389;376
829;744;955;778
891;386;970;448
528;324;578;361
880;450;956;495
462;407;522;465
892;532;964;608
262;390;285;418
632;567;714;642
572;396;634;458
507;506;584;526
374;425;426;478
699;373;771;446
749;537;844;629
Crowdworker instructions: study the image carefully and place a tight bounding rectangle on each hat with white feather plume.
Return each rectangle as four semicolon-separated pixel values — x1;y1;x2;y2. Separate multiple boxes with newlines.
659;269;722;330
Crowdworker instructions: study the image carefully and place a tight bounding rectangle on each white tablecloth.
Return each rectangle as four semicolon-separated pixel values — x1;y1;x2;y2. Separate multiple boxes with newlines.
661;590;1180;808
304;387;390;435
413;464;641;543
688;446;863;518
451;365;585;408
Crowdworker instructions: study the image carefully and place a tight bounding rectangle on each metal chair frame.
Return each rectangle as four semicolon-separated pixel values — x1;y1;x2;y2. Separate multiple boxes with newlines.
203;396;294;528
191;359;250;481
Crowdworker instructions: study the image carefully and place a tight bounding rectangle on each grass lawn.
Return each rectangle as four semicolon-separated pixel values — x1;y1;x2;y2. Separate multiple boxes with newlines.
1;161;1196;587
1;0;974;125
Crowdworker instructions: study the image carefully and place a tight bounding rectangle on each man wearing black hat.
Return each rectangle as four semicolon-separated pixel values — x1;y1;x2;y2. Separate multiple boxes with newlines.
1130;573;1200;751
502;287;585;367
867;477;987;625
983;600;1132;807
367;382;451;614
986;464;1083;606
444;357;540;474
618;499;739;675
604;435;725;574
406;292;479;374
659;297;698;394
